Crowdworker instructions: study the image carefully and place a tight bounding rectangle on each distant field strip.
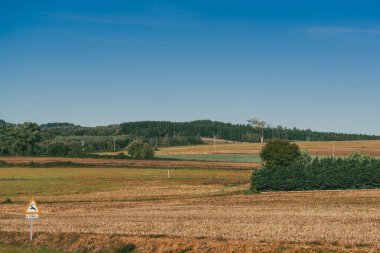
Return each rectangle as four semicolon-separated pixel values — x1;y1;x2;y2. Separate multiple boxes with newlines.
0;156;258;170
157;140;380;156
156;154;261;163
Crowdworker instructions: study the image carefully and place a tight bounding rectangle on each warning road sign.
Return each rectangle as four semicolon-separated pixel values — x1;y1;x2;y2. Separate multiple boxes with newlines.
24;197;42;240
24;198;42;215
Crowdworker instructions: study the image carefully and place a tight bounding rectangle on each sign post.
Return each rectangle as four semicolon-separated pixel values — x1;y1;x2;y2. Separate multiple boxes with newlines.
24;197;42;240
30;219;33;240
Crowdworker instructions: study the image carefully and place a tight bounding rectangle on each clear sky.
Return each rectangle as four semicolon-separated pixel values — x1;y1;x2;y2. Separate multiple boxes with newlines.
1;1;379;134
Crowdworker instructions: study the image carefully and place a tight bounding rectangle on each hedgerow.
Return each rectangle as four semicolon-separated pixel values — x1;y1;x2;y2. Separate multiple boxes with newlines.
252;153;380;191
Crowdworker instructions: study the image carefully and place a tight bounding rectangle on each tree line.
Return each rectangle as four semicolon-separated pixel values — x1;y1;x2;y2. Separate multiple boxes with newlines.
252;140;380;191
119;120;378;142
1;119;379;157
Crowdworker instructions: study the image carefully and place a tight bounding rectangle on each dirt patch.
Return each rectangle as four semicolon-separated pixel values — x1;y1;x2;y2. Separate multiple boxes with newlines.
0;231;374;253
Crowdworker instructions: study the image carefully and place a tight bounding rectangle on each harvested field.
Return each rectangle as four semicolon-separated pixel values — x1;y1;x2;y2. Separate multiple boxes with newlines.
156;140;380;157
0;166;379;252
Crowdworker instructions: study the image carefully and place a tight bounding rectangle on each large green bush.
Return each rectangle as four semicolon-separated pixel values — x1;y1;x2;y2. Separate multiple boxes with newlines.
252;153;380;191
260;139;301;168
127;140;155;159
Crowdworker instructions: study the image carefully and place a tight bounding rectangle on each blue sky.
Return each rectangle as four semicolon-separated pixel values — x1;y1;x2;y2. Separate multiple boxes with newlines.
1;1;380;134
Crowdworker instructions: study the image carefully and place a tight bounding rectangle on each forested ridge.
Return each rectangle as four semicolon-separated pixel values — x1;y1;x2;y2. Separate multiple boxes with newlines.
119;120;379;142
0;119;378;156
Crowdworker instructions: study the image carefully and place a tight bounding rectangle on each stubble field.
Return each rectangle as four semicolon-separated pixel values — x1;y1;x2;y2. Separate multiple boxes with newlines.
156;140;380;156
151;140;380;163
0;166;379;252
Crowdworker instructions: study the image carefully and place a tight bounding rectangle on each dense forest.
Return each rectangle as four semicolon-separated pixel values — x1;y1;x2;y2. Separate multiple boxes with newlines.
0;119;378;156
119;120;378;142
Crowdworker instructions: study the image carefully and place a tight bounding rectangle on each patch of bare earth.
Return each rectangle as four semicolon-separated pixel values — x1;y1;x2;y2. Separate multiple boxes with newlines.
0;231;374;253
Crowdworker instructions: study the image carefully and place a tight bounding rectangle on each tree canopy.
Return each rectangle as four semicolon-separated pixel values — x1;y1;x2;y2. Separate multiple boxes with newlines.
260;139;301;168
127;140;155;159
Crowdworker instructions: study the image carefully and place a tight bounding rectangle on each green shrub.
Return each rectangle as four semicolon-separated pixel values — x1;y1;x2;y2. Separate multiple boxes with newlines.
127;140;155;159
252;153;380;191
260;139;301;168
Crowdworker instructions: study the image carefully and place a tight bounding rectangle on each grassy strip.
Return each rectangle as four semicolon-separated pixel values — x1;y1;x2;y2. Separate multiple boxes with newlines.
157;153;261;163
0;167;251;197
0;161;255;171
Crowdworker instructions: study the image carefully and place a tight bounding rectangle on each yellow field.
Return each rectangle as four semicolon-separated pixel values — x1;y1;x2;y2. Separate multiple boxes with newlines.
0;166;379;252
156;140;380;156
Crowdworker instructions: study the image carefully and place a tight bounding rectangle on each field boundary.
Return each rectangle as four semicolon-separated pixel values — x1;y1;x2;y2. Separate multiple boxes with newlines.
0;156;259;170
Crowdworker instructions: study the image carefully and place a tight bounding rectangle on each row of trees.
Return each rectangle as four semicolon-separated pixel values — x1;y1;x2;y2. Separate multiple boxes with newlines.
120;120;379;142
1;119;379;157
0;121;131;156
5;119;376;145
40;123;120;139
251;140;380;191
0;122;41;155
0;121;156;158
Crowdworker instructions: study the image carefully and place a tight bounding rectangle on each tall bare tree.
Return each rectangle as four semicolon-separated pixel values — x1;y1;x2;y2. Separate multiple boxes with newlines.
247;117;268;149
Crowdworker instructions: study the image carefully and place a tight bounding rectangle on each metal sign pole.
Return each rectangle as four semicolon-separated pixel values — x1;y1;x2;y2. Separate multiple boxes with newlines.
30;218;33;240
24;197;42;241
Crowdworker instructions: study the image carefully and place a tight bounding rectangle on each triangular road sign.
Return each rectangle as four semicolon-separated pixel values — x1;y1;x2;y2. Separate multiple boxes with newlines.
24;198;42;215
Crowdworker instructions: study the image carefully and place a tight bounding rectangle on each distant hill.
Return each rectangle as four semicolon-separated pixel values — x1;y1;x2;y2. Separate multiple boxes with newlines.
119;120;379;142
19;120;380;142
1;119;378;156
2;119;378;142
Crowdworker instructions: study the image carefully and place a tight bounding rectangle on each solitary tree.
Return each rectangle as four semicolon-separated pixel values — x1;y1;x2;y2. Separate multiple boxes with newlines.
127;139;155;159
260;139;301;168
247;117;268;149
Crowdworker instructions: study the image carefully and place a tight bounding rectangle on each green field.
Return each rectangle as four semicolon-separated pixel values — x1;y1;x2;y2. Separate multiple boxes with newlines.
156;153;261;163
0;167;251;198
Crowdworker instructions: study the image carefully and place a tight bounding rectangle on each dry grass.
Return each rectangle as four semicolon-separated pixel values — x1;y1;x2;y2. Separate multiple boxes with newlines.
156;140;380;156
0;166;379;252
1;165;379;252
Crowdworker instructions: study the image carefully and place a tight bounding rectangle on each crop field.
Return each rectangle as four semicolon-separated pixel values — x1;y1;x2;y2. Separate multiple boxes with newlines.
156;140;380;157
97;140;380;163
0;165;379;252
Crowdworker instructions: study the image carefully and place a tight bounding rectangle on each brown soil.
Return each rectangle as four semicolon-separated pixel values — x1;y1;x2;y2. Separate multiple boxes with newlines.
0;231;375;253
